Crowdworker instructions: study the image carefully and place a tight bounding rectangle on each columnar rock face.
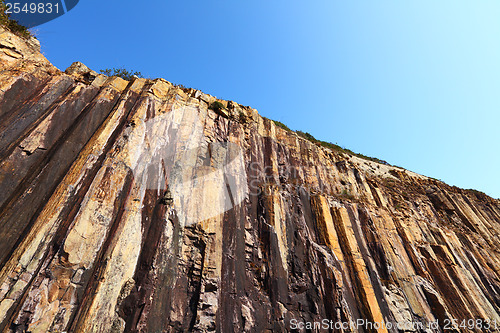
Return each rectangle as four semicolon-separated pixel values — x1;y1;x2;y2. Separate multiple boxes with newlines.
1;27;500;333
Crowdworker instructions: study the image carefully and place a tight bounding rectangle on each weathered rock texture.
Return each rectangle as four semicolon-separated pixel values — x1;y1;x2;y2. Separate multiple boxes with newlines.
1;27;500;333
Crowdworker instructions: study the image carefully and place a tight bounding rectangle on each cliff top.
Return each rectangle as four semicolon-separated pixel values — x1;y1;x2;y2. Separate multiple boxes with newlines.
0;25;496;202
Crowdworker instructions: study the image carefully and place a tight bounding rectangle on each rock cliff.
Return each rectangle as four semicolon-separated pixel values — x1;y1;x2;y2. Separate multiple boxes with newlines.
0;27;499;332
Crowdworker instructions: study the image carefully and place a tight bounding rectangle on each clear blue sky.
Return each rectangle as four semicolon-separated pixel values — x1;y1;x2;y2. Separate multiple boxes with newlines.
34;0;500;198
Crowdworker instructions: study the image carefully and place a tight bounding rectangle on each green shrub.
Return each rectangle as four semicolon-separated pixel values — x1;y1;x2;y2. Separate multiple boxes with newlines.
296;131;317;142
209;101;226;116
291;124;389;165
238;111;247;123
272;120;291;131
99;68;143;81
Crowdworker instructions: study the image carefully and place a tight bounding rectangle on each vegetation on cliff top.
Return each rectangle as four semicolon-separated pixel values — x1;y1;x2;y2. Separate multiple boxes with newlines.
0;0;31;39
96;67;386;166
99;67;193;92
99;67;144;81
268;117;389;165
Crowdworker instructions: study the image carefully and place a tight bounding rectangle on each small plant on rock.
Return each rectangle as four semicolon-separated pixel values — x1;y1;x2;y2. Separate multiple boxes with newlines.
99;67;144;81
272;120;291;132
238;111;247;123
209;101;228;118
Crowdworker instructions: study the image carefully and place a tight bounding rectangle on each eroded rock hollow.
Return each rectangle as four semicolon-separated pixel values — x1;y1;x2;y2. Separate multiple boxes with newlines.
0;27;499;332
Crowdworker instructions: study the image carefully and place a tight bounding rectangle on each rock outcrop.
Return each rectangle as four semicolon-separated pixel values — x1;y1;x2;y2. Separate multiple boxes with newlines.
0;27;499;332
